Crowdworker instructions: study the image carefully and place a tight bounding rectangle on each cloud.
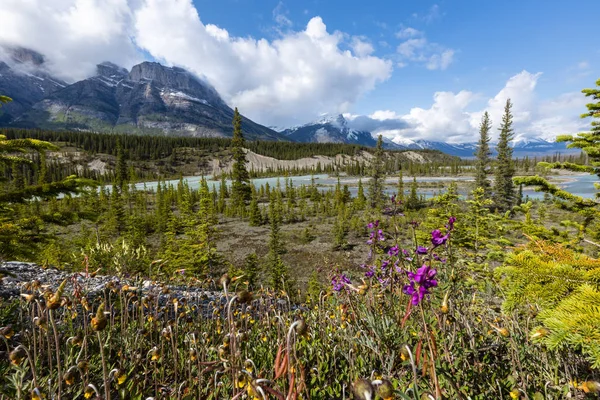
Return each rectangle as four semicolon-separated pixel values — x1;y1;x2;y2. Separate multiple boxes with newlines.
367;70;590;143
396;34;455;70
412;4;443;24
344;113;410;132
426;49;454;70
0;0;142;81
396;27;422;39
133;0;392;127
350;37;374;57
273;1;292;28
0;0;392;127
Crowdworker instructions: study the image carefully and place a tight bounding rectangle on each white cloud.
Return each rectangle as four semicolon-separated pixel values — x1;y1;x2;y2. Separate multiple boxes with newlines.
396;27;422;39
396;34;455;70
351;37;374;57
426;49;454;70
366;70;590;143
0;0;142;81
273;1;292;28
0;0;392;127
133;0;392;127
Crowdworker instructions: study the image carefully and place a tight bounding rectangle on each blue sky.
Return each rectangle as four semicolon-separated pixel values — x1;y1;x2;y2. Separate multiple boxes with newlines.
194;0;598;114
0;0;597;142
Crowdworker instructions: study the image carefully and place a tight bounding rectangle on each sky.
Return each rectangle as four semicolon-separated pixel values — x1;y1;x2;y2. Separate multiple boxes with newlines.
0;0;598;143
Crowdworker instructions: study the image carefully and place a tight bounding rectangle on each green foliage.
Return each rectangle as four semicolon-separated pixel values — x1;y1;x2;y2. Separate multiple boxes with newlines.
368;135;385;210
493;99;516;211
474;111;492;195
535;284;600;368
230;108;252;210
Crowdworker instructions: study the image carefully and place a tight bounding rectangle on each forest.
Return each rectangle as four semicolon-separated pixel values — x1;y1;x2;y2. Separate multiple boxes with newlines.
0;80;599;400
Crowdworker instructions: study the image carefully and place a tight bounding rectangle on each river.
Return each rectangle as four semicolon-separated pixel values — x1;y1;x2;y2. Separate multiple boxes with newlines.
124;173;598;201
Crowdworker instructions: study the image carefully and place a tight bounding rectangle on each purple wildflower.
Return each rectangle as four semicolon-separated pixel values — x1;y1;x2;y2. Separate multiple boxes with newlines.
446;216;457;231
332;274;351;291
433;254;447;263
367;220;380;230
403;264;438;305
431;229;449;247
381;260;390;271
378;229;385;241
416;246;429;255
388;245;400;257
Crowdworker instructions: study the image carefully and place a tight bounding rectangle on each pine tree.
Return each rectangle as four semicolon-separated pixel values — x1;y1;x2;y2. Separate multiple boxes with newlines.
355;178;366;209
474;111;492;195
243;253;260;290
397;170;404;202
230;108;251;210
248;189;262;226
115;139;128;190
493;99;516;211
406;176;421;210
266;190;288;291
368;135;385;209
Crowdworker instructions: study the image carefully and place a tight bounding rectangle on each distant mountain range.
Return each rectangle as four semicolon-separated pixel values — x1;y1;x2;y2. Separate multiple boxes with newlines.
275;113;576;158
0;46;579;158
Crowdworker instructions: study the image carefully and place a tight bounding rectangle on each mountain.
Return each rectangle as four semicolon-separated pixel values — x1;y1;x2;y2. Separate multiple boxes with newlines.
0;48;284;140
0;46;68;124
280;113;402;149
391;137;578;158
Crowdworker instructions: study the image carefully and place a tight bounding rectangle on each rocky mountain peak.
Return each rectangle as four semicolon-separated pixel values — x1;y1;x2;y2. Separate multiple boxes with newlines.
96;62;128;79
5;46;45;66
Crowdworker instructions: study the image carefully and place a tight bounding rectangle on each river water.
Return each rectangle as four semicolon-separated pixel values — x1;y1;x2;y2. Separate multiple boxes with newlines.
127;173;598;201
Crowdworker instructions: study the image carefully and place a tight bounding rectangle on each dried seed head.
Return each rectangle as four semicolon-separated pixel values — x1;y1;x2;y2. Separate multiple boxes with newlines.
220;274;231;287
399;344;411;362
91;302;107;332
352;378;373;400
237;290;253;304
375;379;394;400
581;381;600;394
0;325;15;339
63;366;80;386
294;319;308;336
9;346;27;366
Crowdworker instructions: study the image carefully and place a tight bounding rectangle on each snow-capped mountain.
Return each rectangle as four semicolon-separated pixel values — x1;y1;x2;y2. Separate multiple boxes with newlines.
0;47;285;140
280;113;402;149
390;137;576;158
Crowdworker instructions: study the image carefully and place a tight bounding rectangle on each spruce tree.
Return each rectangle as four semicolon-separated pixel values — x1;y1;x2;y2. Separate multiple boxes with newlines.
266;190;289;291
368;135;385;209
397;170;404;202
115;139;128;190
248;189;262;226
493;99;516;211
474;111;492;194
230;108;251;210
243;253;260;290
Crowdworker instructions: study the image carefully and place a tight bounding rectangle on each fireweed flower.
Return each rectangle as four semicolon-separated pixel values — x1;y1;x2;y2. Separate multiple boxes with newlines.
332;274;351;291
433;254;447;263
431;229;449;247
416;246;428;255
446;216;456;230
403;264;438;305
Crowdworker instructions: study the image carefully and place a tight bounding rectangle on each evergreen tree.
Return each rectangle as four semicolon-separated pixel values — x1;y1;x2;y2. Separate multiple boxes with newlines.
115;139;128;190
248;188;262;226
266;190;289;291
406;177;421;210
243;253;260;290
397;170;404;202
368;135;385;209
355;178;366;209
474;111;492;195
493;99;516;211
230;108;252;210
